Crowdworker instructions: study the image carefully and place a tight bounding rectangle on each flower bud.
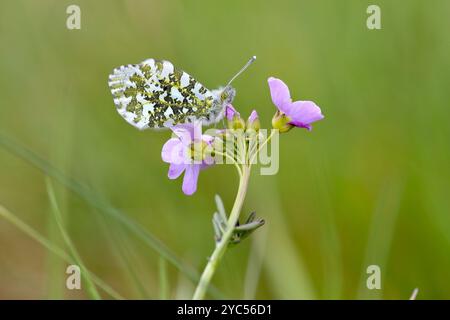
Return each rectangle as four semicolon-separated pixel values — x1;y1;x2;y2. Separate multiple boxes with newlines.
272;110;293;133
225;104;239;121
231;117;246;130
246;110;260;132
225;104;245;130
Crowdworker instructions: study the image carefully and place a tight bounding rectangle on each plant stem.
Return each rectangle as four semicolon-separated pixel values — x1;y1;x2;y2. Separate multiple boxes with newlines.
250;129;276;164
192;165;251;300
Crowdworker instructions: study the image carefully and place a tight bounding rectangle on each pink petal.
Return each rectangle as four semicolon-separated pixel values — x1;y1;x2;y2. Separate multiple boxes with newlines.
268;77;291;113
225;104;239;121
168;163;186;179
161;138;184;164
202;134;214;144
286;100;324;128
248;110;258;123
171;121;203;145
200;162;212;170
171;125;193;146
191;121;203;140
182;165;200;195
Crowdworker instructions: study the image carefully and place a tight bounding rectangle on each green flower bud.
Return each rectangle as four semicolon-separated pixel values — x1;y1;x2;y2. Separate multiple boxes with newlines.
229;116;245;130
225;104;245;130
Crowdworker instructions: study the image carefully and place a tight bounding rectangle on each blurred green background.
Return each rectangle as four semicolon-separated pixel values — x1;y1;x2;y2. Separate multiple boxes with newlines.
1;0;449;299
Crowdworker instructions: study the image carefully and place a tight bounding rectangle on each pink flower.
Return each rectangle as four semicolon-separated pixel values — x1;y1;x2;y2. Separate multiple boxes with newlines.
268;77;324;131
246;110;260;131
161;122;214;195
248;110;258;123
225;104;240;121
225;104;245;129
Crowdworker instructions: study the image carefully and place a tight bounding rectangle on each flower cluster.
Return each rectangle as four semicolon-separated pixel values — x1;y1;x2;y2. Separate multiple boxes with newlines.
161;77;324;195
161;123;214;195
158;75;324;300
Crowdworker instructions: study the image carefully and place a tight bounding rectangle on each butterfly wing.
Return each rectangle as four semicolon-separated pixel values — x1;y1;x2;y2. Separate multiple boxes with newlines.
108;59;216;129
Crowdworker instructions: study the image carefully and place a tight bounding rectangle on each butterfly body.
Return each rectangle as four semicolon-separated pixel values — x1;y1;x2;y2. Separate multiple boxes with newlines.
108;58;235;130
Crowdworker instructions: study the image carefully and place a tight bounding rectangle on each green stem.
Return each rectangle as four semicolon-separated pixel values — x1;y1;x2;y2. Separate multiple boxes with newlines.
250;129;276;164
192;165;251;300
213;150;243;178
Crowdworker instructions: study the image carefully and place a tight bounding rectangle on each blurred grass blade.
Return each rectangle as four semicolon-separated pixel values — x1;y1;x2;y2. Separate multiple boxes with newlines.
46;179;101;300
357;178;402;299
311;158;343;299
410;288;419;300
45;200;65;299
0;133;225;299
159;257;169;299
249;176;316;299
243;228;267;299
94;209;151;299
0;204;124;299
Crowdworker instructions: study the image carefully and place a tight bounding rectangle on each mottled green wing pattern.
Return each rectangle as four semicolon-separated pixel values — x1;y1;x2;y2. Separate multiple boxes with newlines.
108;59;216;129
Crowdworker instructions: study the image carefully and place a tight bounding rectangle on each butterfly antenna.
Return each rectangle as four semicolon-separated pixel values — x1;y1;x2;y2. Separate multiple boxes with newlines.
225;56;256;88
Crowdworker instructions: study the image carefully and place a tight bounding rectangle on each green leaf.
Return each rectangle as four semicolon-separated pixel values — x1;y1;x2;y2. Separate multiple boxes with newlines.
214;194;228;222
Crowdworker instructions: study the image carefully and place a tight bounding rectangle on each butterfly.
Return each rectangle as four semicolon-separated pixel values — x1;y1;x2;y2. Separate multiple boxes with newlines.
108;56;256;130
